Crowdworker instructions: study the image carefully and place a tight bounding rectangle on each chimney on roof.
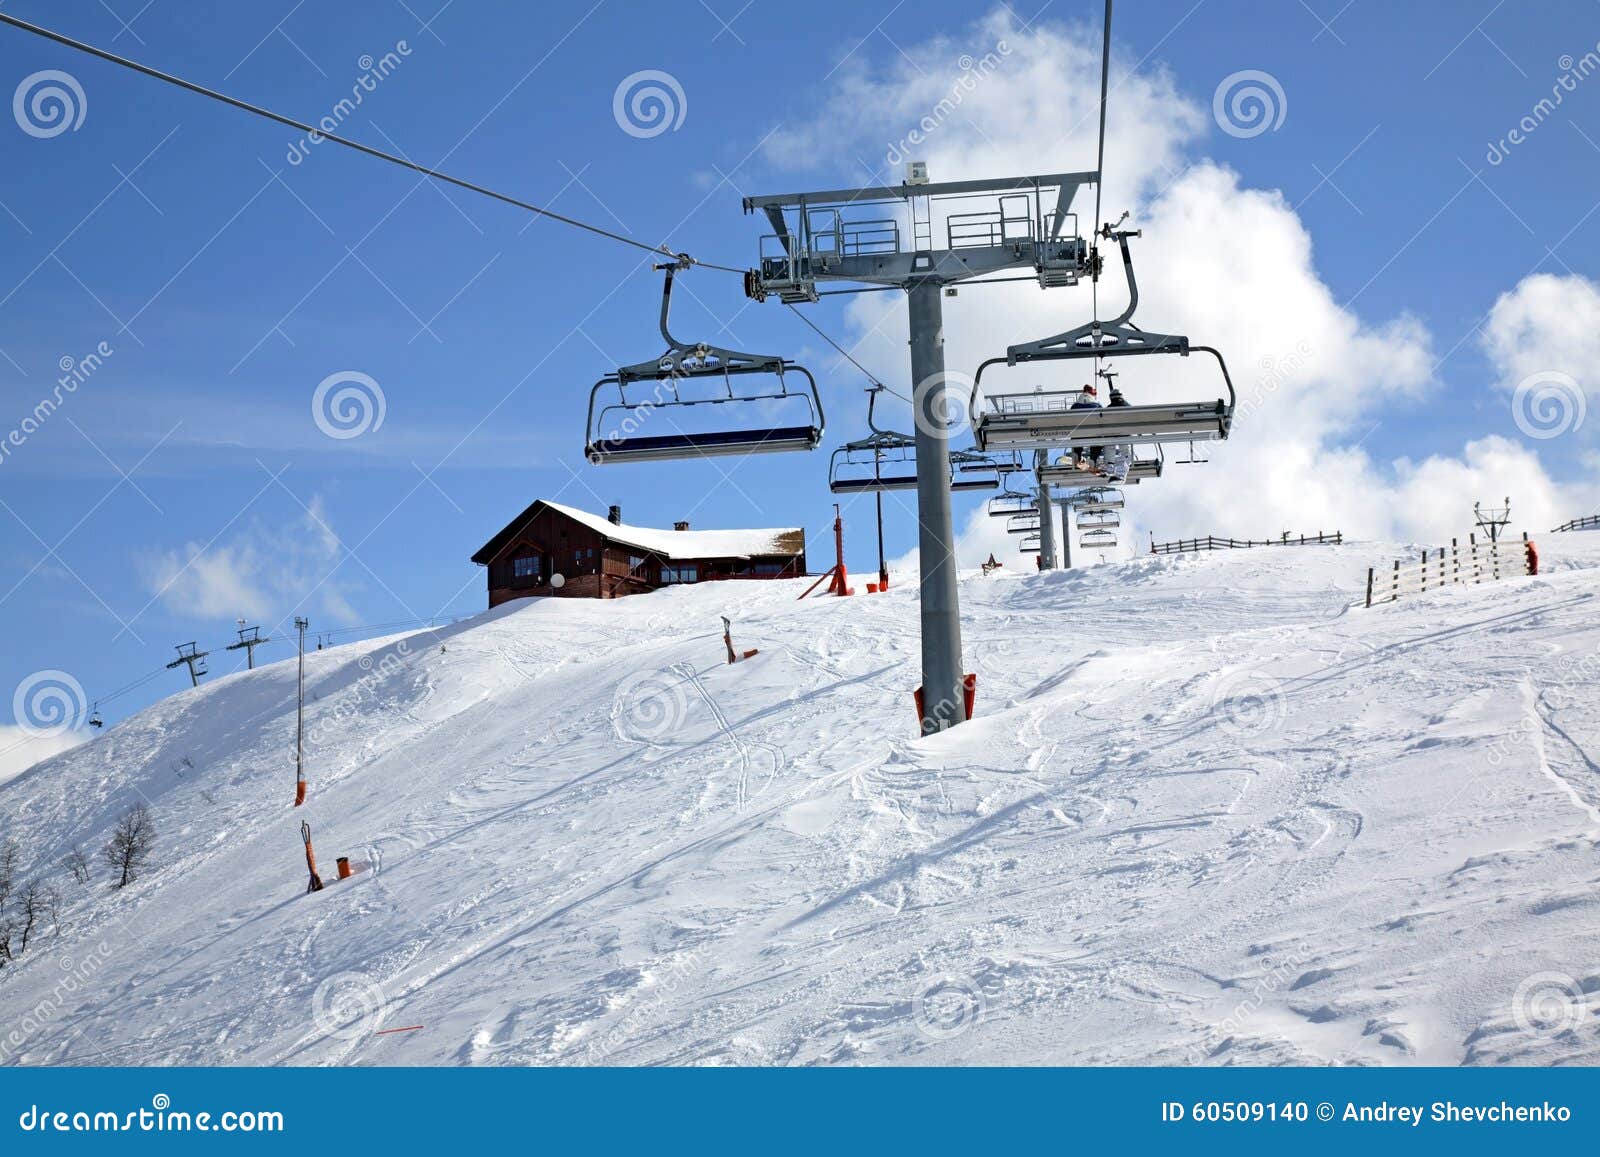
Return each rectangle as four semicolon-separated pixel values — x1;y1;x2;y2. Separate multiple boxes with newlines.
674;520;690;532
608;505;622;525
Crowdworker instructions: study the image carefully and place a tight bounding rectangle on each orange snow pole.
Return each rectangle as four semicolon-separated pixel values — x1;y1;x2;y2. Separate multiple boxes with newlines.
337;856;352;880
301;820;324;893
1525;536;1539;575
295;779;307;807
828;504;853;596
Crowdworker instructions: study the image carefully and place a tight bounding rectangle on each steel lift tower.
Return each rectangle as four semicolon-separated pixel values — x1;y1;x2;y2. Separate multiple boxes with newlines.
743;170;1095;731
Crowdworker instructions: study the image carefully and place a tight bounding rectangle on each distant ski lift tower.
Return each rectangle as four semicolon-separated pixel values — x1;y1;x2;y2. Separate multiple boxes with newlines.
225;620;270;669
166;641;209;688
743;167;1095;731
1475;497;1511;543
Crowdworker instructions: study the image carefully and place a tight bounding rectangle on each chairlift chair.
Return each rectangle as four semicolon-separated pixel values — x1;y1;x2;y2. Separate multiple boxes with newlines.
949;448;1002;492
1076;509;1120;530
1019;533;1041;554
1075;486;1125;512
987;489;1038;517
1006;513;1041;535
585;265;824;464
828;431;919;493
1079;528;1118;548
967;228;1235;455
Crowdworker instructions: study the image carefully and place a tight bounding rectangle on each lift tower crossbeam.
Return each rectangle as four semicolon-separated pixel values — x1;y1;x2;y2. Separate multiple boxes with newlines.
744;170;1096;732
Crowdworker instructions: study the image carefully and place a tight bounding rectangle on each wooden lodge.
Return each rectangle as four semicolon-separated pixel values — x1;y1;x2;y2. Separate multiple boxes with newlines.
471;499;807;606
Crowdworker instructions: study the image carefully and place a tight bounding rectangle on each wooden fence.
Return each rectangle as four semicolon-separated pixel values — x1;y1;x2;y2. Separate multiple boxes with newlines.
1552;514;1600;533
1365;534;1534;607
1149;531;1343;555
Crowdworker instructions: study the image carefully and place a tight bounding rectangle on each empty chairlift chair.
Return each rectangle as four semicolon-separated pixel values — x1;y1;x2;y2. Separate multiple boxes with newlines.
1076;508;1120;530
585;265;824;464
1074;486;1125;512
1079;528;1118;549
1006;512;1041;536
987;487;1038;518
967;228;1235;465
1019;532;1042;554
828;386;999;495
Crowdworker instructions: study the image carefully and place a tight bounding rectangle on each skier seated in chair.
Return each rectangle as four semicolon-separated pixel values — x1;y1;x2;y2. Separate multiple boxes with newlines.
1071;382;1102;470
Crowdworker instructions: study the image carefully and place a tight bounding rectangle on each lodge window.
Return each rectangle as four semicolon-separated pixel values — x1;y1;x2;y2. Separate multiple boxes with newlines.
661;564;699;584
511;554;543;582
752;561;784;576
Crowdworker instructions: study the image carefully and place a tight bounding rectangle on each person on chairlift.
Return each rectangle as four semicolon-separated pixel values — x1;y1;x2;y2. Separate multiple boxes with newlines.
1071;381;1102;469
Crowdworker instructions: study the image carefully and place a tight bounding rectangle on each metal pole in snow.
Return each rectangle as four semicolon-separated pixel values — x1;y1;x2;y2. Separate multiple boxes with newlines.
295;616;308;806
907;279;965;732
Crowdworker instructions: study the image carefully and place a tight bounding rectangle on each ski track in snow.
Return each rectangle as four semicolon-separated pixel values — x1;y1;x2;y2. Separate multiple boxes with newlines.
4;540;1600;1066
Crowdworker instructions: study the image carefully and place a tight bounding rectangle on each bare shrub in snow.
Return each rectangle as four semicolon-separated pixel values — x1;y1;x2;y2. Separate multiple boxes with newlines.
103;804;155;888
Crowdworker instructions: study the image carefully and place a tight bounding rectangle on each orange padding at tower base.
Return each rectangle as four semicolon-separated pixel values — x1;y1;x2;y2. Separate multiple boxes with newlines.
295;780;307;807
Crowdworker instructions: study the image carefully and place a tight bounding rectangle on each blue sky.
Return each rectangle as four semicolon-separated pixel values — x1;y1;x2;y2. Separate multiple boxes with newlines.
3;0;1599;746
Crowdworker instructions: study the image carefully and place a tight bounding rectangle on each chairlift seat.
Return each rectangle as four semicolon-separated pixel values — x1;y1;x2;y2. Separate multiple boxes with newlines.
588;424;821;464
1076;510;1121;530
1019;533;1041;554
973;397;1230;452
1079;529;1117;548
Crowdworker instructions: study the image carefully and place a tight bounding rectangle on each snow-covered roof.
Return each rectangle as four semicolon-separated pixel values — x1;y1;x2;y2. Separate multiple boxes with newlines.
474;499;805;563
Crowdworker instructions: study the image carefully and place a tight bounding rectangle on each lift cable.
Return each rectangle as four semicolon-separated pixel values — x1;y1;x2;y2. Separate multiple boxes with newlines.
0;12;745;275
783;305;913;406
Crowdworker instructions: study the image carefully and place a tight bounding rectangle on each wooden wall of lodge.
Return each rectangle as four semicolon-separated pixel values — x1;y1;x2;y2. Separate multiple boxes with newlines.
481;505;804;605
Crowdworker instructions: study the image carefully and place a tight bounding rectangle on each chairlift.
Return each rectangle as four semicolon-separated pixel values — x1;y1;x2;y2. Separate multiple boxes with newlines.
1079;528;1118;548
585;265;824;464
1074;486;1125;512
1006;513;1041;535
950;448;1001;492
1076;509;1120;530
987;489;1038;518
1019;533;1041;554
88;702;103;729
967;227;1235;454
828;388;998;494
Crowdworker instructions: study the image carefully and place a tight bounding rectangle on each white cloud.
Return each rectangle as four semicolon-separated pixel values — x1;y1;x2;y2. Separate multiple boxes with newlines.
136;495;357;623
769;6;1599;570
0;726;86;788
1482;273;1600;392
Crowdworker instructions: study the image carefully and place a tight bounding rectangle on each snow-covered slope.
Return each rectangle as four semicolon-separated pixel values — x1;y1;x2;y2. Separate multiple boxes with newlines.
3;535;1600;1066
